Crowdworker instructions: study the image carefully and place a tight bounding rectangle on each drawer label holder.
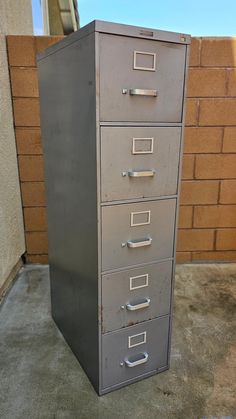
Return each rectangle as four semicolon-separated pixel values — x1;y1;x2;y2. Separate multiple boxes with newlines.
128;331;147;348
133;50;156;72
131;210;151;227
132;137;154;154
130;273;149;290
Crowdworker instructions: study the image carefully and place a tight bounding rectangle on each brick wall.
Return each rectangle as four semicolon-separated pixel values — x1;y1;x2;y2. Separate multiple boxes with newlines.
180;38;236;262
7;36;63;264
6;35;236;263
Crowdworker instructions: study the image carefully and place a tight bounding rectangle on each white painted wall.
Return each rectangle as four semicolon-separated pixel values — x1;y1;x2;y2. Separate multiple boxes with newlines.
0;1;33;288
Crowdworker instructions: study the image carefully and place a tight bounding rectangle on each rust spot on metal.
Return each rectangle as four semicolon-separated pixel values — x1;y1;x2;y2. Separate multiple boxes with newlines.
127;320;140;327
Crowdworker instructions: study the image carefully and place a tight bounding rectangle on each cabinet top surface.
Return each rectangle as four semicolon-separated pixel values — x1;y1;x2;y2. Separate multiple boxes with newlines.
38;19;191;61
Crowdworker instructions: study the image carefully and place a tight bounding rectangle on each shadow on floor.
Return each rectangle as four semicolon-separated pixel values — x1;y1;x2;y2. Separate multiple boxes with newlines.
0;264;236;419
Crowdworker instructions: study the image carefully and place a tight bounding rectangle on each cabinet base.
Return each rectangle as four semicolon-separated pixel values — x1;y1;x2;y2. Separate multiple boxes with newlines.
99;365;169;396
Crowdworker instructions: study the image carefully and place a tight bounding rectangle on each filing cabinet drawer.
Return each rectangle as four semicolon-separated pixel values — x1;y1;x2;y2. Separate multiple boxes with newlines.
102;260;172;333
101;126;181;202
102;316;169;389
102;199;176;271
99;34;186;122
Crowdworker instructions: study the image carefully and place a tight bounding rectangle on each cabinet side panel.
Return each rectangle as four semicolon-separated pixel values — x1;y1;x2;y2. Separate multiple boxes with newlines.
167;44;190;367
37;33;99;390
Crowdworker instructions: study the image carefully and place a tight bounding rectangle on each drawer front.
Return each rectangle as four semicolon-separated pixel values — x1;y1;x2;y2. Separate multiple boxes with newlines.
102;260;172;333
99;34;186;122
102;199;176;271
102;316;169;389
101;126;181;202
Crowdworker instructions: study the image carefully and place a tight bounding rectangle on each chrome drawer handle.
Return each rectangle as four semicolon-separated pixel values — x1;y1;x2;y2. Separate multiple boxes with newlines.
130;88;157;96
128;170;155;178
125;352;149;368
122;88;157;97
126;298;150;311
127;238;152;248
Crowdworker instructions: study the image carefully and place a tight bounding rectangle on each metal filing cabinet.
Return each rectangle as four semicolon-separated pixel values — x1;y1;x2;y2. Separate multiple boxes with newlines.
37;20;190;395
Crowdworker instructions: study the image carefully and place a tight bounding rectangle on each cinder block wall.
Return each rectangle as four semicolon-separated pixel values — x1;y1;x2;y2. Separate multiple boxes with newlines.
7;35;236;263
7;36;63;264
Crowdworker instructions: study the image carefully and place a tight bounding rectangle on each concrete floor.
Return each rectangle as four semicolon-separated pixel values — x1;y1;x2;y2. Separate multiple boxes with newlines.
0;264;235;419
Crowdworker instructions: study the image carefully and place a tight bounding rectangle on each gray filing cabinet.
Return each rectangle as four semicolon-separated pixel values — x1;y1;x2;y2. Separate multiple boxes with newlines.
37;20;190;395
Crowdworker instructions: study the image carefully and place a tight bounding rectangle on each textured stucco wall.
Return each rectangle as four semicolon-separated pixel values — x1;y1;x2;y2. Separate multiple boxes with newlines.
0;37;25;286
0;0;33;35
0;0;32;288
